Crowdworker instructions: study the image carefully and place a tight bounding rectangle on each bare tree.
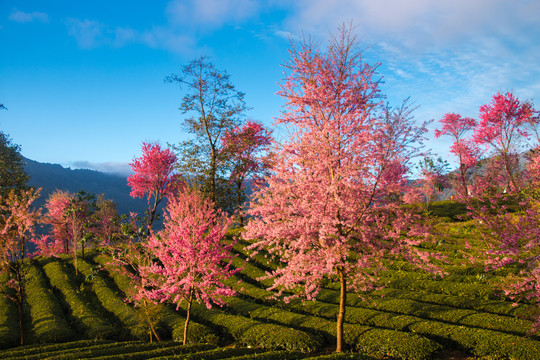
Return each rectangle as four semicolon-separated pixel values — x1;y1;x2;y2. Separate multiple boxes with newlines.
166;57;249;208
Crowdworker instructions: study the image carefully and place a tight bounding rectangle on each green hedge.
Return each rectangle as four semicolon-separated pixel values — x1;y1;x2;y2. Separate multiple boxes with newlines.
39;257;119;340
151;347;264;360
0;272;20;348
306;353;376;360
46;342;215;360
0;340;113;359
74;257;153;340
223;275;441;360
0;295;19;349
25;262;74;343
233;248;540;359
227;350;305;360
373;287;534;319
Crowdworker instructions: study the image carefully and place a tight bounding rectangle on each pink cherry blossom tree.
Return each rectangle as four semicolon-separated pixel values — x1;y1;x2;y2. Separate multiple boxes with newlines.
243;24;441;353
127;142;181;235
442;95;540;332
107;143;181;342
473;92;538;193
0;188;41;345
221;120;273;224
44;190;72;254
435;113;479;198
137;184;238;345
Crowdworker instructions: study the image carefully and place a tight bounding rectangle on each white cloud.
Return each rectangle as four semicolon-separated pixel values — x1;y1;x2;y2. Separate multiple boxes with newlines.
70;161;132;176
165;0;261;29
9;9;48;23
66;18;105;49
280;0;540;52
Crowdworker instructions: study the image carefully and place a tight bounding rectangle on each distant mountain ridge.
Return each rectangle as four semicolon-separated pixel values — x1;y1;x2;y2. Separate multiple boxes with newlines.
24;157;147;217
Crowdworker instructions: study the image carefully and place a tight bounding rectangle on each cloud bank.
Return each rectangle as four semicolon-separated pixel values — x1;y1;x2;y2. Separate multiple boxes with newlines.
9;9;49;23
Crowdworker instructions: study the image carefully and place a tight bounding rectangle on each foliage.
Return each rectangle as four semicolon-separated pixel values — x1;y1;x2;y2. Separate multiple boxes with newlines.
25;263;73;343
473;92;539;192
435;113;479;198
39;256;119;340
138;185;238;344
243;24;440;352
167;56;249;210
0;131;29;198
221;120;273;225
127;142;180;235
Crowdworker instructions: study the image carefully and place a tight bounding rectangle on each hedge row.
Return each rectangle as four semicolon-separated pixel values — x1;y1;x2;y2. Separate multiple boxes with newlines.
0;278;20;348
227;350;305;360
39;257;119;340
309;293;540;359
305;354;376;360
90;253;219;344
373;287;534;318
225;276;441;360
233;253;540;359
49;342;215;360
25;263;74;343
73;257;152;340
0;340;113;359
186;302;323;352
150;347;264;360
94;252;317;351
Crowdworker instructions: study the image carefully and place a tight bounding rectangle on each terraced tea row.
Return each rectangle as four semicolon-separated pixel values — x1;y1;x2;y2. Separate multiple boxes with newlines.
0;224;539;360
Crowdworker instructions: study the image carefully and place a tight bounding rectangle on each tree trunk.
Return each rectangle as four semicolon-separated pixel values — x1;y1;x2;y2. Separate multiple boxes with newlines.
237;180;244;226
503;154;518;193
183;290;194;345
210;146;217;205
17;298;24;345
15;267;24;346
143;300;161;342
336;266;346;353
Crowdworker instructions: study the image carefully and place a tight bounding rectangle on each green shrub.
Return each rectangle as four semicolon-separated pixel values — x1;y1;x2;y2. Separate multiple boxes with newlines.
46;342;215;360
75;257;153;340
151;347;264;360
306;353;376;360
25;262;74;343
0;340;113;359
185;301;322;352
354;329;440;360
0;280;20;348
227;350;306;360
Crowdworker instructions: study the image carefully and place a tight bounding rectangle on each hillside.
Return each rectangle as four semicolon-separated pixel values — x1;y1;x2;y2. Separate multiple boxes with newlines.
24;157;147;217
1;220;540;359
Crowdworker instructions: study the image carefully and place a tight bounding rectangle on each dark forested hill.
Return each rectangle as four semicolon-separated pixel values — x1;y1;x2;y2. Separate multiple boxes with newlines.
24;158;147;217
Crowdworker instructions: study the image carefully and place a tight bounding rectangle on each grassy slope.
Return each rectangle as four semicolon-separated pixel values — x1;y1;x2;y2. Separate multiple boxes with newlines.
0;201;539;359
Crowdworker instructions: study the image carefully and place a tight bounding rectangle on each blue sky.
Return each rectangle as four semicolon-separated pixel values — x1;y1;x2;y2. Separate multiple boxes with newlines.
1;0;539;176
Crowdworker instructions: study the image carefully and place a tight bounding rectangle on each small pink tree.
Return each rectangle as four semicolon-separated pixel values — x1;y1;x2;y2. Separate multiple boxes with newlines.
127;142;180;235
435;113;479;198
44;190;72;254
137;184;238;345
221;120;273;224
243;24;441;353
93;195;121;247
0;188;41;345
